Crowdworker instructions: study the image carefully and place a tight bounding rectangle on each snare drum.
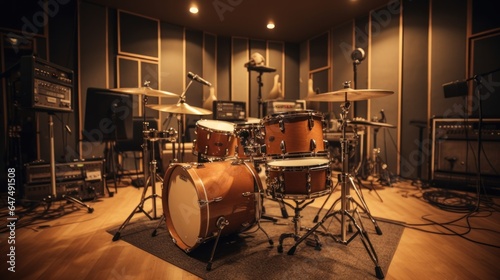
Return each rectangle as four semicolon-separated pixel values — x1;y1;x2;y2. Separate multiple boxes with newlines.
234;118;265;159
262;110;327;157
194;119;236;158
266;156;331;199
162;160;262;252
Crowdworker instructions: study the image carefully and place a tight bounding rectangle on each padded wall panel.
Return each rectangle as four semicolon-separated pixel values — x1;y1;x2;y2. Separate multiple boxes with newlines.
369;3;401;175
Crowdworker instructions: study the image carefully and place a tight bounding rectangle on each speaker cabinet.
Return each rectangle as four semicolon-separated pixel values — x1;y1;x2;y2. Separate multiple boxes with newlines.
431;118;500;193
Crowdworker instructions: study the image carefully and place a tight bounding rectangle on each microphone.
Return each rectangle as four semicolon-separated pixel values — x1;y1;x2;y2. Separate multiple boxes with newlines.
187;72;212;87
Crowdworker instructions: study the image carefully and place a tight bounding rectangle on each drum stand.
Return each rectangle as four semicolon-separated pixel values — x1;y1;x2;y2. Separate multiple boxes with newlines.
112;96;163;242
287;96;384;279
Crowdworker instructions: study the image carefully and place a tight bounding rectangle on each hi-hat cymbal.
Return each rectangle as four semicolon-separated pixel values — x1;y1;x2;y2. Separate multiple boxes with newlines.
146;102;212;115
306;88;393;102
109;87;179;98
347;119;396;128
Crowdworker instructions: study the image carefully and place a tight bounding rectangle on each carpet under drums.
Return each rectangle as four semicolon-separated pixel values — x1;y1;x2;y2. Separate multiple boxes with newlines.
107;203;404;279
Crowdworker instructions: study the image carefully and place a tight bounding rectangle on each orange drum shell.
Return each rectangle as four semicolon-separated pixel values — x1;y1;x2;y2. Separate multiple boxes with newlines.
263;112;326;156
266;163;329;196
162;161;260;251
194;126;236;158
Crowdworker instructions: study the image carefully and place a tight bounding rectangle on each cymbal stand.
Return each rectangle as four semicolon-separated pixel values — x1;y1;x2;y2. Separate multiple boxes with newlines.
112;82;163;241
287;91;384;279
113;133;163;241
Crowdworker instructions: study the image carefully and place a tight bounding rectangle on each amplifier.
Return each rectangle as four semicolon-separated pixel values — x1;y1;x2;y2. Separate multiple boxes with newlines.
24;180;103;201
263;99;306;116
25;159;103;185
213;100;246;121
8;55;73;112
431;118;500;191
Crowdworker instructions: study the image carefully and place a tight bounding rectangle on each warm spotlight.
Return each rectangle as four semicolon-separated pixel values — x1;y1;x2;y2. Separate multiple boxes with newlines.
189;6;199;14
267;22;275;29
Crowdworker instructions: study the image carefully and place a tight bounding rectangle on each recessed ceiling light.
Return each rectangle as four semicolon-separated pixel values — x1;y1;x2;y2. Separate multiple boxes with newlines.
267;22;275;29
189;6;199;14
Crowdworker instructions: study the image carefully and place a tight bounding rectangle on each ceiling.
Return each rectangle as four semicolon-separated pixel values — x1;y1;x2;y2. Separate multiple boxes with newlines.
88;0;391;42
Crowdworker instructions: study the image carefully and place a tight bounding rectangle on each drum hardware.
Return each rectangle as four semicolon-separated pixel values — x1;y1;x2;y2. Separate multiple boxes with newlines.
265;156;332;252
112;126;165;242
146;79;212;163
111;81;174;241
296;82;392;279
359;110;396;188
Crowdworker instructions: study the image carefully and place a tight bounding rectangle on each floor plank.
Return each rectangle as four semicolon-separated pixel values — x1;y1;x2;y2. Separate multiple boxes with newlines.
1;173;499;279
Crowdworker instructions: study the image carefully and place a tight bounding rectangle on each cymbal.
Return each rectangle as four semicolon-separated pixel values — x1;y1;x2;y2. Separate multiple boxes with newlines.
146;103;212;115
109;87;179;98
347;119;396;128
305;88;393;102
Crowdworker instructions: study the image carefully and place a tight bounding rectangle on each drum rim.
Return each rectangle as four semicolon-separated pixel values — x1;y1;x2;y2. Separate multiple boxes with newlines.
262;109;324;124
196;119;235;132
266;156;331;169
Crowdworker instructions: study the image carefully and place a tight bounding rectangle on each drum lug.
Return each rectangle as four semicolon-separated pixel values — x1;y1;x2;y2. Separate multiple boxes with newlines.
204;145;209;155
279;119;285;132
310;139;317;151
323;139;329;150
206;132;211;140
199;197;223;206
308;116;314;130
280;140;286;153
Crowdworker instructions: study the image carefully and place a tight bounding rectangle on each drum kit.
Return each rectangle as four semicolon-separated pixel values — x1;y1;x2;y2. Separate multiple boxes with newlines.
109;78;394;279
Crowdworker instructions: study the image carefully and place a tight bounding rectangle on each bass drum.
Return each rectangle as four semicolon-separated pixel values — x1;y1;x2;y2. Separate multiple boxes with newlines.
162;160;262;252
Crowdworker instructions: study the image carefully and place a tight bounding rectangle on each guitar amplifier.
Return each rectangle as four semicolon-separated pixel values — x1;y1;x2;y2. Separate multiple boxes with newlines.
263;99;306;116
431;118;500;192
7;55;74;112
213;101;246;121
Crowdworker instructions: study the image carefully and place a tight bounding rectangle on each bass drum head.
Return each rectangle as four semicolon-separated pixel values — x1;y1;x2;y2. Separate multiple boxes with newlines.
166;165;202;249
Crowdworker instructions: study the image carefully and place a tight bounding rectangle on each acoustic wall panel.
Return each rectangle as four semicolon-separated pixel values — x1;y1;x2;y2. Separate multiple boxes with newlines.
369;3;401;175
203;33;217;110
231;37;249;115
79;2;108;159
429;0;467;118
400;0;430;179
217;37;231;102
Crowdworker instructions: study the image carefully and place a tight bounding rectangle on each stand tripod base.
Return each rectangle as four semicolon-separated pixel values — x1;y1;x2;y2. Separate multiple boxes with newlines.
43;194;94;214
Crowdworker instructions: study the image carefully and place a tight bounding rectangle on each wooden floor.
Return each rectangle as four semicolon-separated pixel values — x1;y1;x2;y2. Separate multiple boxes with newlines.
1;170;500;279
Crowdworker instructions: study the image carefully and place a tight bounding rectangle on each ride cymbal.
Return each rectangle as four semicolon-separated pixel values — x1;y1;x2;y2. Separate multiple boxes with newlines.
109;87;179;98
146;102;212;115
306;88;393;102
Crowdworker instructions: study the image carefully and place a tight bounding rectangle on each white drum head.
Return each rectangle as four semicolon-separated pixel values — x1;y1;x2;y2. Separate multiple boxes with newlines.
168;168;202;248
267;157;330;167
197;119;234;132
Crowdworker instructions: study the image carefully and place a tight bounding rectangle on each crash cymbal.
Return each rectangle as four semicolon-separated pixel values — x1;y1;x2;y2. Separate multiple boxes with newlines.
109;87;179;98
146;102;212;115
347;119;396;128
306;88;393;102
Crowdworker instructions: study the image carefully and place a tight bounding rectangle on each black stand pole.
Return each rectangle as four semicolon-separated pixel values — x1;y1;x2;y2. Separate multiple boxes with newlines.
46;113;94;213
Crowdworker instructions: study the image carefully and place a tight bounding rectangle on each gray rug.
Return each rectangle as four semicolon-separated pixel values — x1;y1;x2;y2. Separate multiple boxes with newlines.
108;202;404;280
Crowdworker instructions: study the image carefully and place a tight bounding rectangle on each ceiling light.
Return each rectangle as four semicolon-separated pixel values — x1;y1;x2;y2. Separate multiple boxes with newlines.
267;22;275;29
189;6;199;14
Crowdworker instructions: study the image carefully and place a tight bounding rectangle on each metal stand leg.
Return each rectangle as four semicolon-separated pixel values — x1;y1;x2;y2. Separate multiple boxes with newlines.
292;85;384;279
112;140;162;241
206;217;229;271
